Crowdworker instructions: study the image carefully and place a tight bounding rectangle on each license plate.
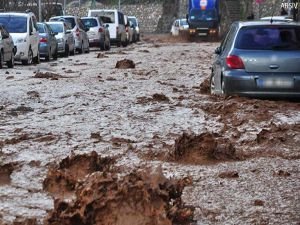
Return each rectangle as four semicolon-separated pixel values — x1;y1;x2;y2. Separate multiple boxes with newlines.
88;31;95;35
198;33;207;36
258;78;293;88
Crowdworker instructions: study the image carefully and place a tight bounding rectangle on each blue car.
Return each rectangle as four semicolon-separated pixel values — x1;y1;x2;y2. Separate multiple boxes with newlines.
37;22;58;61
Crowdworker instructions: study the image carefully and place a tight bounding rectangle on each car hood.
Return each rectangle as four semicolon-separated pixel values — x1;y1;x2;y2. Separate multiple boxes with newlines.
10;33;27;43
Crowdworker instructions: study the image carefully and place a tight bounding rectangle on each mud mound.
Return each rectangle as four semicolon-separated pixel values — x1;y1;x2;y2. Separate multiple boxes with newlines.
43;151;116;198
170;132;238;164
0;163;16;185
115;59;135;69
34;72;63;80
199;77;210;94
152;93;170;102
96;53;108;58
46;166;194;225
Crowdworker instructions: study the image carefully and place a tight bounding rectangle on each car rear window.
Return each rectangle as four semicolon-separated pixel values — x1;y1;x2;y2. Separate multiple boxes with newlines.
235;26;300;50
37;23;45;33
82;18;98;28
90;11;115;23
0;15;27;33
48;23;63;33
50;17;76;29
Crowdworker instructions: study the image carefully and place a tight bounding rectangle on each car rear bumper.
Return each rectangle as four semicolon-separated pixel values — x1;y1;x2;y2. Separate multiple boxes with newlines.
223;70;300;98
39;44;49;56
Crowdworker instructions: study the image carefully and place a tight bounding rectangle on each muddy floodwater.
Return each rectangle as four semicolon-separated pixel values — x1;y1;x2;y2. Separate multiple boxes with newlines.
0;35;299;225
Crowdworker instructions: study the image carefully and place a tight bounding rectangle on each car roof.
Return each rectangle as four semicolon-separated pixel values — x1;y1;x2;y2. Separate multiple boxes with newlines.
81;16;99;20
51;15;77;19
0;12;33;17
236;20;300;28
260;16;293;22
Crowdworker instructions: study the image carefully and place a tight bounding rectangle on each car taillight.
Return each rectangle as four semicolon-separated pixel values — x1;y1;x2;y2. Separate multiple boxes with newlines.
126;27;128;32
98;27;104;33
40;37;47;43
76;28;80;36
226;55;245;69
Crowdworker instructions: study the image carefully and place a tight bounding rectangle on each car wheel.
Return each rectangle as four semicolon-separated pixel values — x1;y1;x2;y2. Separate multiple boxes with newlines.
100;39;105;51
221;77;228;96
0;51;4;69
22;48;33;65
7;52;14;68
105;39;111;51
78;41;83;54
53;46;58;60
64;43;69;57
85;41;90;53
70;43;75;56
121;41;127;47
34;50;40;64
45;48;51;61
210;72;216;95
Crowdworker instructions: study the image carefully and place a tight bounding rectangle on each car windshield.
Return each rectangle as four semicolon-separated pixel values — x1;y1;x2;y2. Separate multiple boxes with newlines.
0;15;27;33
180;19;188;26
82;18;98;28
37;23;45;33
128;18;137;26
48;23;63;33
90;11;115;23
50;17;75;28
235;26;300;50
190;9;217;21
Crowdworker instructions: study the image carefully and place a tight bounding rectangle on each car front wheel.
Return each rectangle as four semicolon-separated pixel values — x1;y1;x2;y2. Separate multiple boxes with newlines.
22;48;33;65
7;52;14;68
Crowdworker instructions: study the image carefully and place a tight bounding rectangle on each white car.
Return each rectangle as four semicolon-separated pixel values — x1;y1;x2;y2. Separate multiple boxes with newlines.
88;9;127;47
46;21;75;57
260;16;293;22
128;16;140;41
0;24;16;68
0;12;40;65
171;18;189;36
81;16;111;50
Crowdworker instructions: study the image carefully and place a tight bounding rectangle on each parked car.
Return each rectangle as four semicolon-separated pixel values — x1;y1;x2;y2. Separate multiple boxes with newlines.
128;16;140;41
37;22;58;61
81;16;110;50
124;15;133;45
0;12;40;65
171;18;189;36
49;16;89;54
88;9;127;47
46;21;75;57
260;16;293;22
0;24;16;68
210;20;300;98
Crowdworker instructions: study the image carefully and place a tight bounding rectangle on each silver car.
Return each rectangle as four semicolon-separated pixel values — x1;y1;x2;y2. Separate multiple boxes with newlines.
46;21;75;57
210;20;300;98
81;16;110;51
0;24;15;68
49;16;89;54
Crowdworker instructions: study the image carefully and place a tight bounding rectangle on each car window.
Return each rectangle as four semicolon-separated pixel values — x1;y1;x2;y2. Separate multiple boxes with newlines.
220;24;237;52
118;12;124;25
91;12;115;23
180;19;188;26
82;18;98;28
37;23;45;33
77;18;86;30
48;23;63;33
128;18;137;27
0;26;9;38
0;15;27;33
235;26;300;50
32;15;38;31
51;17;76;29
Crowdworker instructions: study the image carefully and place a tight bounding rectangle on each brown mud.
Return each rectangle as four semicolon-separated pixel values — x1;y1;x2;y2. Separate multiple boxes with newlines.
44;153;194;225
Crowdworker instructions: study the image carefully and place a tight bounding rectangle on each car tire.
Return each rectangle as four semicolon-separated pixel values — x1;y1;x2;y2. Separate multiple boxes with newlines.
78;41;83;54
64;43;69;57
100;39;105;51
33;50;40;64
0;51;4;69
7;52;14;68
22;48;33;65
45;48;51;61
85;41;90;53
53;46;58;60
210;72;216;95
121;41;127;47
105;39;111;51
70;43;75;56
221;76;228;96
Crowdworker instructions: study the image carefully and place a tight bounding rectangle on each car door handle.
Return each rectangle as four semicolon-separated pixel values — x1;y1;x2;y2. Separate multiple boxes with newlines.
269;64;279;69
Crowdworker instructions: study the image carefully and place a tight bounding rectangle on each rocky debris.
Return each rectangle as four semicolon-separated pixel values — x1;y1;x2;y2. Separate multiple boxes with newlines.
90;132;102;142
273;170;291;177
43;151;116;199
34;72;64;80
106;76;117;81
254;200;265;206
6;76;14;80
10;218;38;225
27;91;40;98
0;133;59;147
96;53;108;58
218;171;239;179
74;62;88;66
152;93;170;102
116;59;135;69
10;106;34;114
45;165;194;225
170;132;238;164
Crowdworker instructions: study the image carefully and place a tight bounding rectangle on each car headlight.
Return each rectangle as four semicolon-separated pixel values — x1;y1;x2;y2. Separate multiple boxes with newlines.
15;38;26;43
57;38;64;43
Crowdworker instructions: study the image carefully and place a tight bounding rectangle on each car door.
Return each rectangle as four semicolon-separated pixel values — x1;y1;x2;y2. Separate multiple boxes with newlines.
30;16;39;57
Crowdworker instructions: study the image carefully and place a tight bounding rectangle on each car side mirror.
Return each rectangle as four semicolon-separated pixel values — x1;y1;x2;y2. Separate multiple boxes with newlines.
105;24;109;28
215;47;221;54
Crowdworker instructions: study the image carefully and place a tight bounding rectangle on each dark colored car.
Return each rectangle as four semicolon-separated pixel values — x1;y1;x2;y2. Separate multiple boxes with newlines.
37;22;58;61
0;24;16;68
210;20;300;98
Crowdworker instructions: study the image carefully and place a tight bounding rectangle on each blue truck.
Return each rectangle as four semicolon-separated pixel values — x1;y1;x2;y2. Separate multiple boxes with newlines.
187;0;220;39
